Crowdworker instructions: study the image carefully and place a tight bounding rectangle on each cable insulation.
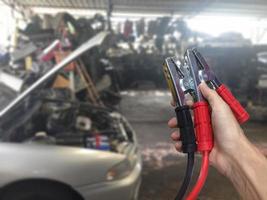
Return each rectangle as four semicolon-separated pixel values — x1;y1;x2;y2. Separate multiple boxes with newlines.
175;153;195;200
186;151;210;200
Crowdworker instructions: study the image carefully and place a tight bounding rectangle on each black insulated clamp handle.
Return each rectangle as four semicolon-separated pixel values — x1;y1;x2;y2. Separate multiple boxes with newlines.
175;105;197;153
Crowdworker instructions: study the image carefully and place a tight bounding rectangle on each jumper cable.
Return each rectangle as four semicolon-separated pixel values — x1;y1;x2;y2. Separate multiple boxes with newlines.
185;48;249;199
191;48;249;124
184;49;213;200
164;48;249;200
163;57;197;200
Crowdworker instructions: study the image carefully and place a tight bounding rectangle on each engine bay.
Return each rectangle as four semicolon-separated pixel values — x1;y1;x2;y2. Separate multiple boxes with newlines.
0;88;135;154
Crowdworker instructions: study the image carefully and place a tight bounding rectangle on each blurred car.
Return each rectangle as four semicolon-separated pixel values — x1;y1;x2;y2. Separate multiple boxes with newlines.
0;57;142;200
0;115;142;200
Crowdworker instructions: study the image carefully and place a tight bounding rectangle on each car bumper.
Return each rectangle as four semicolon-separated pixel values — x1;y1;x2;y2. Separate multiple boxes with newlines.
76;161;142;200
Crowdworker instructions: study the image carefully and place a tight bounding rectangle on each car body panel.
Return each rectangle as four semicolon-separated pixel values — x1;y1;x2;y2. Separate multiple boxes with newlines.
76;158;142;200
0;142;125;187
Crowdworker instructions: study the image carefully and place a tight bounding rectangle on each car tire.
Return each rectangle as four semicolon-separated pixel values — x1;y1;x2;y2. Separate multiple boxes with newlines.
1;181;76;200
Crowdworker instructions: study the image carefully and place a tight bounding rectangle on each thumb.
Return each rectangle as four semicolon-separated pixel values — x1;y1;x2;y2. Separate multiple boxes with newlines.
199;82;223;108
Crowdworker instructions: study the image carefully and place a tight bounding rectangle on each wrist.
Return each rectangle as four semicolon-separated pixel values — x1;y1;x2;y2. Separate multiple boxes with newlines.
224;134;251;178
224;132;266;179
223;134;267;199
210;131;251;178
228;132;251;161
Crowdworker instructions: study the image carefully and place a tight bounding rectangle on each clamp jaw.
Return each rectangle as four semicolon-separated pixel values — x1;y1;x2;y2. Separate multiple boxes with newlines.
163;57;197;153
184;49;214;152
191;48;249;124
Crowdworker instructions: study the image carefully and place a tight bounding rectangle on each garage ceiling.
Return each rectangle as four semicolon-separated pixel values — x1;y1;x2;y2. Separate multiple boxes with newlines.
3;0;267;18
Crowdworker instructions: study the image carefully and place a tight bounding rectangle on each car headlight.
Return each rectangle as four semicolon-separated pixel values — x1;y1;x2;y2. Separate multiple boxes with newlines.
106;159;132;181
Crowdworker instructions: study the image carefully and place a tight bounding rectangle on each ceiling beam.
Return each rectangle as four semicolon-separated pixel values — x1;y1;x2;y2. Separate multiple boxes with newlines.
4;0;267;18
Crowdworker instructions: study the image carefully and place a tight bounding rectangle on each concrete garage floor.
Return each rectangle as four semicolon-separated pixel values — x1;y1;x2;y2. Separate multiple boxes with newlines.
119;90;267;200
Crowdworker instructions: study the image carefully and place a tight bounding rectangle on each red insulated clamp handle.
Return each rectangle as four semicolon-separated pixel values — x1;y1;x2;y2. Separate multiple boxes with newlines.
193;101;214;152
216;84;249;124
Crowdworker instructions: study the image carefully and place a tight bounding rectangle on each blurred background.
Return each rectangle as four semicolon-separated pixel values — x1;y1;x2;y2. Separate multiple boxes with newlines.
0;0;267;200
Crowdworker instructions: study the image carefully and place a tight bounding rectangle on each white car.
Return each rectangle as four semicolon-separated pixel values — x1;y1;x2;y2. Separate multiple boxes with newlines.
0;32;142;200
0;114;142;200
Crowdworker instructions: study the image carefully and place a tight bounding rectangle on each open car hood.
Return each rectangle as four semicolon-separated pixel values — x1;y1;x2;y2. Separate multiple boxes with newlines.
0;31;108;119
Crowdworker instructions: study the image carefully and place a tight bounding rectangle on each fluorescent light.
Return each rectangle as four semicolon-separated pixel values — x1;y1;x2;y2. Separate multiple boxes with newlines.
113;12;170;18
32;7;106;16
32;7;177;19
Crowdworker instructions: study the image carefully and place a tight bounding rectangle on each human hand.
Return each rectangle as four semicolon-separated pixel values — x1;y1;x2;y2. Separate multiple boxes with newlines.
168;82;246;176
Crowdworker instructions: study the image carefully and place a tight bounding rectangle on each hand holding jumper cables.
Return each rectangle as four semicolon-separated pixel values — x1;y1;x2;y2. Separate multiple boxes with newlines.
163;49;267;200
169;82;267;200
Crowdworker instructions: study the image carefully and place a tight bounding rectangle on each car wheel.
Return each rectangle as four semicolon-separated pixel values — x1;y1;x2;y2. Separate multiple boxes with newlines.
1;181;76;200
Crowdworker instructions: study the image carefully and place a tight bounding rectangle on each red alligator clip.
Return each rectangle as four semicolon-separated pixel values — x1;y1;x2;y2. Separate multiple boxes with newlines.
192;48;249;124
185;49;214;152
183;49;213;200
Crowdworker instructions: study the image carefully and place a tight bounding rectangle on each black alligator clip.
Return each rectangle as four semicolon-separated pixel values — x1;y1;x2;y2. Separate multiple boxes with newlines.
163;57;197;153
163;57;197;200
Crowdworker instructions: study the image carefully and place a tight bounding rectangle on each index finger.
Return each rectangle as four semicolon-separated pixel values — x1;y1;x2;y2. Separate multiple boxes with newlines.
168;117;178;128
171;99;175;107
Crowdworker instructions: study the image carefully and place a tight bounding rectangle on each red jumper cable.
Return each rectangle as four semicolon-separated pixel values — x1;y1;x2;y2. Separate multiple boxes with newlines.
184;49;213;200
184;48;250;199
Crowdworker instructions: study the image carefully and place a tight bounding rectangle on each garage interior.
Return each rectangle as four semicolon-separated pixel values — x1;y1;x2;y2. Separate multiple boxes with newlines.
1;0;267;200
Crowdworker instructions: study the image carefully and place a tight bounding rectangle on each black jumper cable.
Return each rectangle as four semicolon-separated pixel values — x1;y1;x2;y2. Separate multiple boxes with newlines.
163;57;197;200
